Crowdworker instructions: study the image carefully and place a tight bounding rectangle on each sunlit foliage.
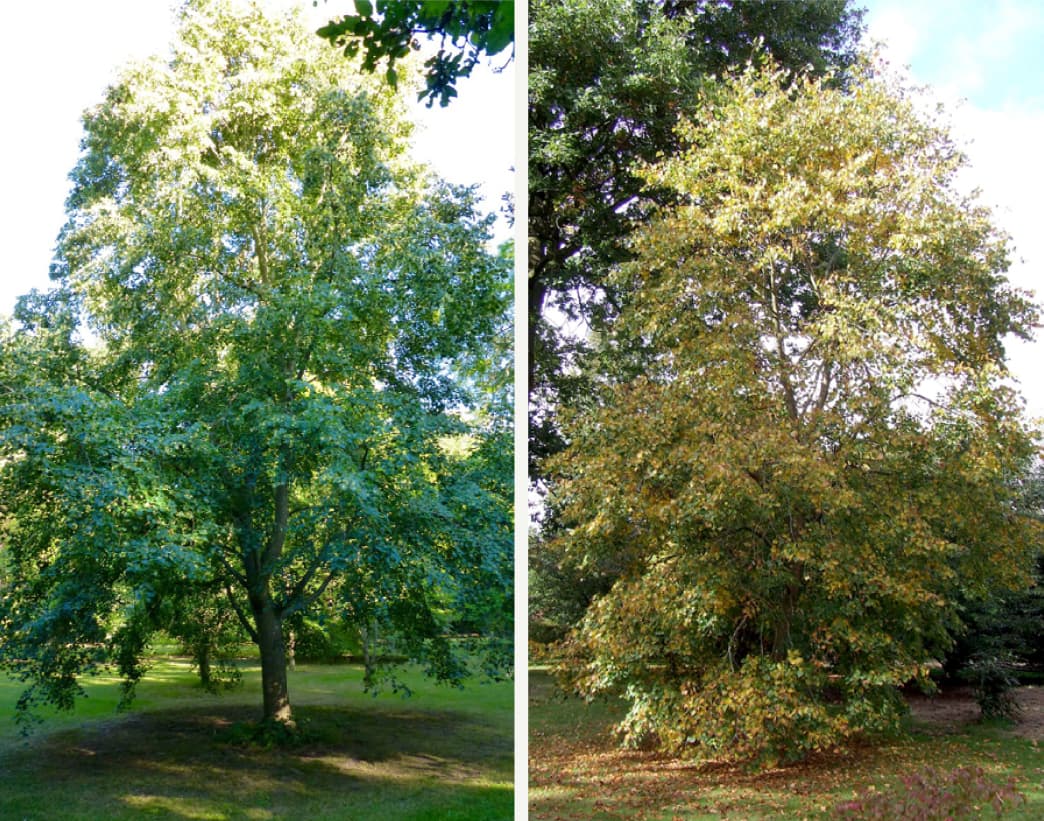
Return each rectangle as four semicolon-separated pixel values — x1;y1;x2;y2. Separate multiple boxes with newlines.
548;59;1040;765
0;0;511;728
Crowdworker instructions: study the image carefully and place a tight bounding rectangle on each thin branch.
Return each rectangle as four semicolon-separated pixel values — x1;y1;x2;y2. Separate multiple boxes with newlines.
216;552;248;588
890;392;951;411
224;583;258;643
282;546;330;611
767;263;799;421
250;223;270;285
283;568;340;620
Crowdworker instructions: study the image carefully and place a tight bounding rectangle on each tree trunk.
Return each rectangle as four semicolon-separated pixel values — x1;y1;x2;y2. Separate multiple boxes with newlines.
362;619;377;684
255;598;293;726
245;471;294;726
528;262;546;398
196;641;212;690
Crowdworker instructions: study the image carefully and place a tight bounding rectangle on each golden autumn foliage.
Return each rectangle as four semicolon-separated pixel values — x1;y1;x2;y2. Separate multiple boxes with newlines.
547;58;1041;765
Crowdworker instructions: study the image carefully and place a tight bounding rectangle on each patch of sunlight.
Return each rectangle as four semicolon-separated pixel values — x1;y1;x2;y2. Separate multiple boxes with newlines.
84;672;125;685
529;785;576;800
469;772;513;785
437;433;477;457
307;753;486;785
137;761;309;798
122;794;230;820
139;760;199;778
461;777;513;791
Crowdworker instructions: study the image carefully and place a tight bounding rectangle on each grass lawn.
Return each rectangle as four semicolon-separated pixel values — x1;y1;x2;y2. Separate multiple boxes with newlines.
0;658;513;820
529;669;1043;820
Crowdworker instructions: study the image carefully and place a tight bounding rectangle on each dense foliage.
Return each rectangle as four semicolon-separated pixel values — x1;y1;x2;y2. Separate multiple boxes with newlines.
317;0;515;107
943;461;1044;718
528;0;864;471
0;0;511;728
546;60;1041;764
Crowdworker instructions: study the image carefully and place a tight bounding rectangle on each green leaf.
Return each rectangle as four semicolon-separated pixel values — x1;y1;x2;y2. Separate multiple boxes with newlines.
484;2;514;55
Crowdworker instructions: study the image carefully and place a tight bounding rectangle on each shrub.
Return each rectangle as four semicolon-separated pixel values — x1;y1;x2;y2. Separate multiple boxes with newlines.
961;653;1022;721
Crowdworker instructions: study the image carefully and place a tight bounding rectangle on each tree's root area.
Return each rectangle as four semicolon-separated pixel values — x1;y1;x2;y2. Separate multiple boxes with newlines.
218;716;308;748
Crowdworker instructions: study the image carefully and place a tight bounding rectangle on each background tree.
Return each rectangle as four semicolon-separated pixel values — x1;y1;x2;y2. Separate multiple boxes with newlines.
546;60;1040;765
163;586;247;692
316;1;515;107
0;0;511;729
528;0;864;473
941;460;1044;694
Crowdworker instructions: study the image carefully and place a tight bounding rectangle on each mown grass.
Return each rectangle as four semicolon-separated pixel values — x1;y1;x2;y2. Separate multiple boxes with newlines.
0;659;513;820
529;669;1043;820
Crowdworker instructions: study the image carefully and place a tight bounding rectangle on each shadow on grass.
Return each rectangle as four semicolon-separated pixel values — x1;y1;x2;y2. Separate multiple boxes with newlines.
529;669;1043;821
0;702;513;821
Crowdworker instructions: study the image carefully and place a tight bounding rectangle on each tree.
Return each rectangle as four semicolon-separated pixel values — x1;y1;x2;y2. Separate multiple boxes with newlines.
163;586;247;692
546;60;1040;765
528;0;864;472
316;1;515;107
0;0;511;729
942;460;1044;684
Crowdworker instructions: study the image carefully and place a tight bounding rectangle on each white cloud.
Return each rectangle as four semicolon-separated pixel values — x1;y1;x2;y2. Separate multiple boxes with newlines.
865;4;920;70
942;0;1043;99
951;103;1044;421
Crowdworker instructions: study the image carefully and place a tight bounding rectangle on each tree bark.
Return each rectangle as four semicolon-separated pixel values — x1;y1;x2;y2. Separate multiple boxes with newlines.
528;258;547;397
196;642;212;690
247;471;294;726
254;595;293;726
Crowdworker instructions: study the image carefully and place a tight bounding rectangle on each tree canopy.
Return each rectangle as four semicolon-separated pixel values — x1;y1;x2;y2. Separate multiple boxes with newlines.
0;0;512;729
545;59;1041;765
316;1;515;107
528;0;864;473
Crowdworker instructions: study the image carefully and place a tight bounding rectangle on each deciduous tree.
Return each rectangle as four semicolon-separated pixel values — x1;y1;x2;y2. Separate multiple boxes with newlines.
548;60;1040;764
0;0;511;729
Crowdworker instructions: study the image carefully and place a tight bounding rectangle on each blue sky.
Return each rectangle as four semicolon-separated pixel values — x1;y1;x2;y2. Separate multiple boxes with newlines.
0;0;514;319
863;0;1044;108
862;0;1044;423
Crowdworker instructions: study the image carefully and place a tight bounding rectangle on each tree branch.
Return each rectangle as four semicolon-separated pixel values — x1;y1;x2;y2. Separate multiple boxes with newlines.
263;480;290;568
282;567;340;621
224;583;258;643
216;552;248;589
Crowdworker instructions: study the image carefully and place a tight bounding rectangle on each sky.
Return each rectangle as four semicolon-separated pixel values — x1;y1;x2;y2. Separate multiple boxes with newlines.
0;0;514;319
861;0;1044;422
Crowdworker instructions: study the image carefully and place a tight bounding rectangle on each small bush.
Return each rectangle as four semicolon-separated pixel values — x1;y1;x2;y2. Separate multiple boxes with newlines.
833;765;1026;819
608;654;884;767
961;653;1022;721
